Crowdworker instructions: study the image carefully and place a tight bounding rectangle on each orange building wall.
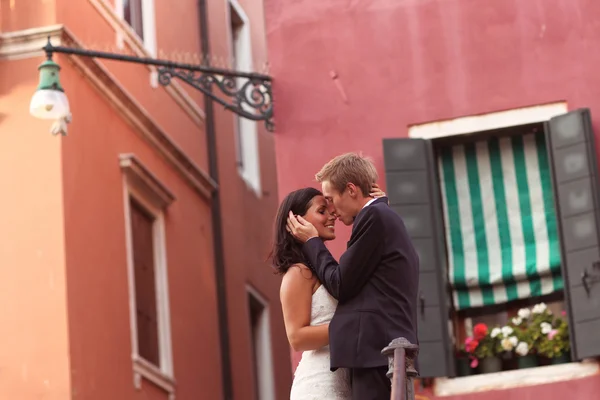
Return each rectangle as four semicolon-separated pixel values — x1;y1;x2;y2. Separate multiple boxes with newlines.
1;0;56;32
58;56;223;399
1;0;292;398
204;0;293;398
0;57;71;400
56;0;208;170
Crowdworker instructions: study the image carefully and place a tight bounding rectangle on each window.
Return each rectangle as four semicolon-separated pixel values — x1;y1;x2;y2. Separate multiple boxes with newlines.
117;0;157;56
247;287;275;400
228;0;261;195
382;105;600;383
123;0;144;40
121;154;175;396
130;198;160;365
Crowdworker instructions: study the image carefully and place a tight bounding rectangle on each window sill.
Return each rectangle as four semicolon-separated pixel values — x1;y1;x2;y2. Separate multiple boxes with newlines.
433;359;599;397
133;355;176;400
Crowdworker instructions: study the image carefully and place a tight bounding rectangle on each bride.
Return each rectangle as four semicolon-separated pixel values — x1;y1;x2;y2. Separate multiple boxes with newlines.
270;185;386;399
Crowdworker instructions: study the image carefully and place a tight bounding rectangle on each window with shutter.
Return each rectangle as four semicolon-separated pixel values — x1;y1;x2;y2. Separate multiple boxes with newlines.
120;154;175;395
545;108;600;360
130;199;160;366
383;138;455;378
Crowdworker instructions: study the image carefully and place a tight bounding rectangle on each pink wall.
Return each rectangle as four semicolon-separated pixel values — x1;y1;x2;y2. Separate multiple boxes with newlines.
265;0;600;370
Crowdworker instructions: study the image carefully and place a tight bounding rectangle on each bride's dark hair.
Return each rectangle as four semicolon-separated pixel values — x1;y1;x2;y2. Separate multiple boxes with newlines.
270;187;323;274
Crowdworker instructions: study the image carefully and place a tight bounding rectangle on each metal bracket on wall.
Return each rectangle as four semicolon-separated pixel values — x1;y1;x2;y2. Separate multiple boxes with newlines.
581;261;600;295
42;38;274;131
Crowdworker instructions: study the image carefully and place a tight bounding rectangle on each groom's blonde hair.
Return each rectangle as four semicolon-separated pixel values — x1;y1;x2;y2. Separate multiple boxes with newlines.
315;152;378;196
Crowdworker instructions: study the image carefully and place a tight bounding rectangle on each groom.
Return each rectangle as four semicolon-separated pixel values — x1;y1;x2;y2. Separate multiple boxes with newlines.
287;152;419;400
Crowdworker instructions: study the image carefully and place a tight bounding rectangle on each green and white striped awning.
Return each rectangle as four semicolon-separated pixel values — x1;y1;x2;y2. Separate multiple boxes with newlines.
438;131;563;310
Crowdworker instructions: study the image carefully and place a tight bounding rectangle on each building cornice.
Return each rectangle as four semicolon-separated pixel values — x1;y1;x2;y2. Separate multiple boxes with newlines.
0;24;65;60
0;25;217;200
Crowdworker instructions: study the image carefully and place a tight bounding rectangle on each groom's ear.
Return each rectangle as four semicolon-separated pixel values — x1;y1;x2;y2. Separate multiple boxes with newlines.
346;182;359;198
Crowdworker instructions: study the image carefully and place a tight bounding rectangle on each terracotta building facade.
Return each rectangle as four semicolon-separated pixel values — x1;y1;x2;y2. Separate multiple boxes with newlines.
0;0;290;399
265;0;600;398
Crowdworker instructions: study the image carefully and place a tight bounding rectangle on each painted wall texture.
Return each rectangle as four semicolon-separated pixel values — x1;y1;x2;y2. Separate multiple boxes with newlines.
416;372;600;400
264;0;600;396
0;0;290;399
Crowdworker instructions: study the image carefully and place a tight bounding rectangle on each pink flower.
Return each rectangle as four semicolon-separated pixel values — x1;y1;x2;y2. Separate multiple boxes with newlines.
548;329;558;340
561;310;567;316
464;337;479;353
470;357;479;369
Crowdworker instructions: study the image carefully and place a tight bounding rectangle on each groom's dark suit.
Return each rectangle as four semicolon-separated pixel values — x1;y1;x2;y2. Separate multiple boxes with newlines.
302;197;419;400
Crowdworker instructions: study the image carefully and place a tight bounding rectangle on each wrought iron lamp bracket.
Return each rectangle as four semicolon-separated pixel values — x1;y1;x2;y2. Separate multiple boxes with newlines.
42;38;274;131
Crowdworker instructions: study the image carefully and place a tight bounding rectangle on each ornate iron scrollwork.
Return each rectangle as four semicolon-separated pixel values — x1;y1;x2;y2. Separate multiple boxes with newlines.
42;38;275;131
157;67;273;131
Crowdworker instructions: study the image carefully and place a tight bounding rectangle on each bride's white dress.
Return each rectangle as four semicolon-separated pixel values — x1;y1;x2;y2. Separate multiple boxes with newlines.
289;285;352;399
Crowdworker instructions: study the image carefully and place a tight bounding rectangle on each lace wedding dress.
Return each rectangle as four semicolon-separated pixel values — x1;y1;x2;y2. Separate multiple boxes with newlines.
289;285;352;399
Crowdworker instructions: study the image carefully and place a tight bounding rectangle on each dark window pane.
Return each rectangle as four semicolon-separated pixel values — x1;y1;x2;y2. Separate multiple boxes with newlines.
130;199;159;366
124;0;144;40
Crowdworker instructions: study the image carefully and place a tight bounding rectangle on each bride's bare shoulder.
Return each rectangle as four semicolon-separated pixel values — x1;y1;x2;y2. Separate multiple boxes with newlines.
289;263;313;274
281;263;317;288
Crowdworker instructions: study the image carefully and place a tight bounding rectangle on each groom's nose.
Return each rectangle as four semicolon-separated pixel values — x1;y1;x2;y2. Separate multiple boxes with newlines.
326;202;337;216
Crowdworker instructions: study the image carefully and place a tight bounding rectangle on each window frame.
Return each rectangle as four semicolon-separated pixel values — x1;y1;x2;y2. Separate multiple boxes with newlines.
246;285;275;400
115;0;157;57
227;0;262;196
121;154;175;397
398;102;585;379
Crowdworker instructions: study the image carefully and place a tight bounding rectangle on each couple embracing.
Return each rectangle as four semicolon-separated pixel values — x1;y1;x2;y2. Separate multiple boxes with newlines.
271;153;420;400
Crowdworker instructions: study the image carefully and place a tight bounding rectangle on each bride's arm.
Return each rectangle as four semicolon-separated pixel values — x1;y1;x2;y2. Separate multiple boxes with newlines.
280;264;329;352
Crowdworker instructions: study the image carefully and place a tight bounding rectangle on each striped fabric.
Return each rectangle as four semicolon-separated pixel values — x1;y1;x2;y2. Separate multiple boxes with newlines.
438;132;563;310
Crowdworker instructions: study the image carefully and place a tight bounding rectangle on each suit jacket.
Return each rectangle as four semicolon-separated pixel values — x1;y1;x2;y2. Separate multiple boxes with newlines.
302;197;419;370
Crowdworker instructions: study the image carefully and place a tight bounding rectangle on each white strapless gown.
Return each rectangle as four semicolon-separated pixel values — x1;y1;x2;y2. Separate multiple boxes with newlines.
289;285;352;399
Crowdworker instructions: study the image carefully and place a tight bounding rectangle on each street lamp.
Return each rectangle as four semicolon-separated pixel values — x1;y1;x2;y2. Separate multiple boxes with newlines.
29;58;70;120
30;37;274;135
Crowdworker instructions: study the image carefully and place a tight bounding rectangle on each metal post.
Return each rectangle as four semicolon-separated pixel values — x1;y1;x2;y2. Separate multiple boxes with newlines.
382;338;419;400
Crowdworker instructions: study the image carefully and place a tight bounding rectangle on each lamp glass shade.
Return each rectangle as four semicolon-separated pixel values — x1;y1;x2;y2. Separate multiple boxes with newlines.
29;89;70;120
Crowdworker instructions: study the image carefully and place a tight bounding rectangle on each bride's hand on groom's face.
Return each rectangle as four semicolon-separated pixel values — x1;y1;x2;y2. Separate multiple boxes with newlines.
286;211;319;243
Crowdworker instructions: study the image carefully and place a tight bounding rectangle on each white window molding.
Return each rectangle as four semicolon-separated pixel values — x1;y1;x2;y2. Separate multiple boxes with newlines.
246;285;275;400
434;359;599;397
115;0;157;57
88;0;206;123
121;154;175;399
408;102;568;139
228;0;262;196
113;0;158;88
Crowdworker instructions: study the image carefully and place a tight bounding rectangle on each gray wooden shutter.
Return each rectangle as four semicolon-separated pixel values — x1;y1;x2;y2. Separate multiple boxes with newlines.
383;138;455;377
545;108;600;360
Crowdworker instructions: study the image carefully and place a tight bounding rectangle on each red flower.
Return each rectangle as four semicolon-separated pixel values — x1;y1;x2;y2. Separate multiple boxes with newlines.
473;323;488;340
